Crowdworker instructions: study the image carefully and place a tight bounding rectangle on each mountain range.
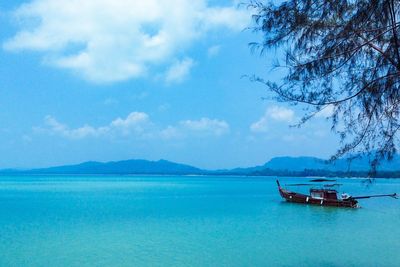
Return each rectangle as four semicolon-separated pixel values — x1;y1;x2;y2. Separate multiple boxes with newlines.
1;155;400;177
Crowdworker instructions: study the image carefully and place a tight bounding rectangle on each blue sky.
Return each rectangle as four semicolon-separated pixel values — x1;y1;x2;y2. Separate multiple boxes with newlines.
0;0;339;169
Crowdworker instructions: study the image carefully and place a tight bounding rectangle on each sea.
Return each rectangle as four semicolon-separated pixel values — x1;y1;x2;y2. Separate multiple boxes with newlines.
0;175;399;267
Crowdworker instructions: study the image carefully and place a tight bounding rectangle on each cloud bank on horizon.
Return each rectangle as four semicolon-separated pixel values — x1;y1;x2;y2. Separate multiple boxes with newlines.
37;112;230;140
3;0;250;83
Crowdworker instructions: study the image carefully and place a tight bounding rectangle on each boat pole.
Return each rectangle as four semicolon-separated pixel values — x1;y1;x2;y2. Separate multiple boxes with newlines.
351;193;398;200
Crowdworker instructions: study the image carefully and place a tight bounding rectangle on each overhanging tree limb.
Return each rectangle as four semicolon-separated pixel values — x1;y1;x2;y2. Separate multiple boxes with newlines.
248;0;400;172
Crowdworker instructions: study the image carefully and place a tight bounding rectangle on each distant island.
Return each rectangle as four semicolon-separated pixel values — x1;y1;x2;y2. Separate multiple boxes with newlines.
1;155;400;178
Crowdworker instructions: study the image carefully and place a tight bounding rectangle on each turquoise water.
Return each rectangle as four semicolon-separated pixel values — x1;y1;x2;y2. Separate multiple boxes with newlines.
0;176;399;267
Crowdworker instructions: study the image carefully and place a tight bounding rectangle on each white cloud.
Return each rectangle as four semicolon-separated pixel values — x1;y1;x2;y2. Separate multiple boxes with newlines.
250;106;295;133
165;58;194;83
207;45;221;57
250;116;269;133
180;117;230;136
38;113;229;140
268;106;295;122
43;116;102;139
160;126;182;140
160;118;230;139
110;112;150;136
42;112;151;139
4;0;250;83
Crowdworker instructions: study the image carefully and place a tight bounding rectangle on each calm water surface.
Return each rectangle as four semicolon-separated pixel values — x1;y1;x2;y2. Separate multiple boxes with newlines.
0;176;399;267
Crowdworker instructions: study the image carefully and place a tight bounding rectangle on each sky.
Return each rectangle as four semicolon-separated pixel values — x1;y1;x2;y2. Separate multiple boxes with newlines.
0;0;339;169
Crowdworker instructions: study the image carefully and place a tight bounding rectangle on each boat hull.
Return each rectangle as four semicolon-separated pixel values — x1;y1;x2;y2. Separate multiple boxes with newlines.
278;188;358;208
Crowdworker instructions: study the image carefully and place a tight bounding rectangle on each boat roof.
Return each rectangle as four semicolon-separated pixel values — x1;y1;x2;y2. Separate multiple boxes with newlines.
310;188;338;193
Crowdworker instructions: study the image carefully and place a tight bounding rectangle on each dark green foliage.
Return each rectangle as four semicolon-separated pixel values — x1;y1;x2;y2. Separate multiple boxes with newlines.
248;0;400;171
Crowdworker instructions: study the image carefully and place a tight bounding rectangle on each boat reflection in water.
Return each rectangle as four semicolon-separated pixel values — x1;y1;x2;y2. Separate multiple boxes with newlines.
276;180;397;208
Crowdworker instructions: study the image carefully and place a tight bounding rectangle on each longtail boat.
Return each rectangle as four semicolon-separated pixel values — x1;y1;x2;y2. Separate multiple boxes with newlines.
276;180;397;208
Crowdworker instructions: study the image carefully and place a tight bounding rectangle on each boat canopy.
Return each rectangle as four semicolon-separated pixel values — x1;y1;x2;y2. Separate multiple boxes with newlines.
310;189;338;200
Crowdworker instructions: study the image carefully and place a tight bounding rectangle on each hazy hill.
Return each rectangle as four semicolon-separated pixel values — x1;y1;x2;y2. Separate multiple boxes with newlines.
261;155;400;172
14;159;202;175
1;155;399;176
